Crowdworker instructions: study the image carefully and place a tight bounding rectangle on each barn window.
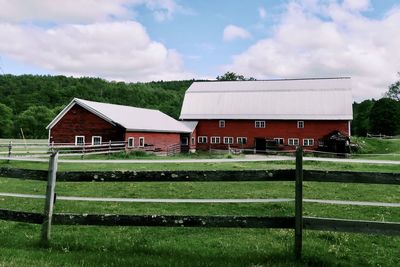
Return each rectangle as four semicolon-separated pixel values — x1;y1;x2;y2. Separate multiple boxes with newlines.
128;137;134;148
288;138;299;146
92;136;102;146
75;136;85;146
139;137;145;147
255;121;266;128
297;121;304;128
237;137;247;144
191;137;195;145
219;120;225;128
223;137;233;144
211;136;221;144
303;139;314;146
181;137;189;145
274;138;284;145
198;136;207;144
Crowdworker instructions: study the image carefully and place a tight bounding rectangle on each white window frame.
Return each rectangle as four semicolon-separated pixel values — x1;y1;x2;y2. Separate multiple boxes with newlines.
91;136;102;146
303;138;314;146
128;137;134;148
191;137;195;145
139;137;145;147
181;137;189;145
274;138;284;145
288;138;299;146
211;136;221;144
223;137;234;144
297;121;304;129
219;120;225;128
198;136;208;144
255;120;266;128
237;137;247;144
75;136;85;146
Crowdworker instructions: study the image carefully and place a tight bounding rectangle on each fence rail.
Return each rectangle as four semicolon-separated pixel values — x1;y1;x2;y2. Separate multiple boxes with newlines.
0;148;399;259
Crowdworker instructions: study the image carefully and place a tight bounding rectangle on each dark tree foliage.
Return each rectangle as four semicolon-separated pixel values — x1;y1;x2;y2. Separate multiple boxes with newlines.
385;73;400;101
369;98;400;136
216;72;256;81
351;99;374;136
0;103;13;138
0;74;194;138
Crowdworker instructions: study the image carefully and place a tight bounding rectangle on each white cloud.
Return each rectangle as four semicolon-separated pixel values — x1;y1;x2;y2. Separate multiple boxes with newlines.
224;1;400;101
0;0;189;23
0;21;192;81
259;7;267;19
223;25;251;42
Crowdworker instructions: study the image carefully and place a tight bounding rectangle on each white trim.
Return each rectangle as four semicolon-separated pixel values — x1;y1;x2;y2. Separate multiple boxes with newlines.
139;137;145;147
288;138;299;146
297;121;304;129
274;138;284;145
210;136;221;144
128;137;134;148
255;120;266;128
348;121;351;137
46;99;116;130
91;136;102;145
219;120;225;128
237;137;247;144
75;136;85;146
223;137;234;144
303;138;314;146
198;136;208;144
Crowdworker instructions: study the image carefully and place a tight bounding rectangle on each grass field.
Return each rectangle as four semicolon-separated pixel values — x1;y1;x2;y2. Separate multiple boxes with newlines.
1;171;400;266
0;138;400;266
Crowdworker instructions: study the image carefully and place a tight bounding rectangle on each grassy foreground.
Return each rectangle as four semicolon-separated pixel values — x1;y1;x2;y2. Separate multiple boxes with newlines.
1;175;400;266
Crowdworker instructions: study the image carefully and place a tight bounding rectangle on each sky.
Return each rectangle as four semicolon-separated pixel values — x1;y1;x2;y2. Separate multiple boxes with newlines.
0;0;399;101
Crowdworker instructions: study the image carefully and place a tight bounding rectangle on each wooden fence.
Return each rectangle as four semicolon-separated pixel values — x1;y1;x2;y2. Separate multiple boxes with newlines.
0;148;399;259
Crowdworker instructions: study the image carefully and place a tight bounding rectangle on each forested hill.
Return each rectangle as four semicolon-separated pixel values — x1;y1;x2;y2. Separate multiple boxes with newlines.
0;74;399;139
0;74;193;138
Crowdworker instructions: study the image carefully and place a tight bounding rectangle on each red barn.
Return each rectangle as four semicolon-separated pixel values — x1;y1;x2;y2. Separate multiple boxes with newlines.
179;78;353;152
47;98;192;152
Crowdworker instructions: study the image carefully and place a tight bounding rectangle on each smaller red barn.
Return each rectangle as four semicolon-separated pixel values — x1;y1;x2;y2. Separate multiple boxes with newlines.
46;98;193;152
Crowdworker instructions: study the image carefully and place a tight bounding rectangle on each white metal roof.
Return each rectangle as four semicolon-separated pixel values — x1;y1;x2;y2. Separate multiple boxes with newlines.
179;78;353;120
47;98;193;133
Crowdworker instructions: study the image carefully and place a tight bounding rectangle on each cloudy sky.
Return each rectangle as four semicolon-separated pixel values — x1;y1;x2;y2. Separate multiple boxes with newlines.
0;0;399;101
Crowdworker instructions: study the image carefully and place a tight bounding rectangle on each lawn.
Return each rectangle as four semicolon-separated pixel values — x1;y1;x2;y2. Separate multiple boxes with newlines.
0;138;400;266
0;171;400;266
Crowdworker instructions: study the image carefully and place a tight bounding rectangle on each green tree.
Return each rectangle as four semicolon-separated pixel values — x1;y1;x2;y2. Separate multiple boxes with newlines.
216;72;256;81
385;73;400;101
0;103;13;138
369;98;400;136
352;100;374;136
16;106;55;139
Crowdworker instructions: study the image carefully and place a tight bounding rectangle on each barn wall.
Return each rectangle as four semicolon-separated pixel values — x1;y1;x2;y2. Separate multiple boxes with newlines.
50;104;125;144
125;132;181;152
193;119;349;150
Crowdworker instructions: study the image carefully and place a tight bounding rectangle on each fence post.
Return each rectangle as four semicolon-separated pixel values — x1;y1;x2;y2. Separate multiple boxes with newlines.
7;141;12;162
295;146;303;260
41;151;59;244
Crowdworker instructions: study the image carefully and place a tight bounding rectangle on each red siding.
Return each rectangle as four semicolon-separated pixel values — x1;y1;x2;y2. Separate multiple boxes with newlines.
125;132;181;152
193;120;349;150
50;104;125;144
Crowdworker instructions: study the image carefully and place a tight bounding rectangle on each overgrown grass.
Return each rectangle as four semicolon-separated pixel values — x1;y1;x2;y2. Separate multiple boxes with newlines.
0;176;399;266
352;137;400;154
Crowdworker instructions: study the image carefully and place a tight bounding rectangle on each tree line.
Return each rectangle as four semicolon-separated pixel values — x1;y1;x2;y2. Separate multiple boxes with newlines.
0;73;399;139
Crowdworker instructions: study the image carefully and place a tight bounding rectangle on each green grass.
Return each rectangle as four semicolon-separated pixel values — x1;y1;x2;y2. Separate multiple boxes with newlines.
0;176;400;266
1;158;400;173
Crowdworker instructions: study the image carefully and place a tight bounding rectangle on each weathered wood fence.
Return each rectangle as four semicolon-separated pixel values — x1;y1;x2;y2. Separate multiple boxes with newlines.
0;148;399;259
